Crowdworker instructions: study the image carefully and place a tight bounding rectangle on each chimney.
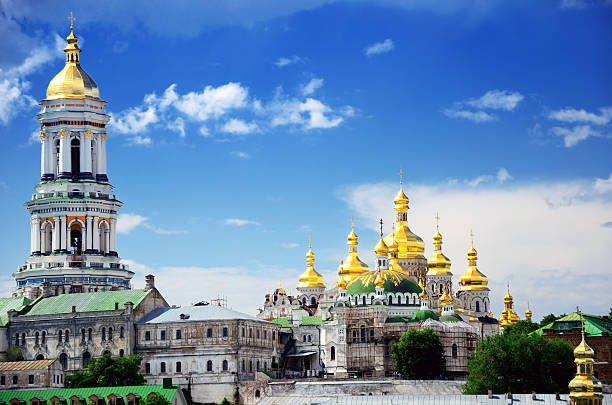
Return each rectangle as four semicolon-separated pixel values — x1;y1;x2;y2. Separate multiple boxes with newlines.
42;282;53;298
144;274;155;291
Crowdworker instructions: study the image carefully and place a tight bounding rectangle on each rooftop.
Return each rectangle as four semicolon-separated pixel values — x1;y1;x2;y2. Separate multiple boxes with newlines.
0;360;57;371
0;297;32;326
0;385;179;403
532;312;612;337
136;305;269;324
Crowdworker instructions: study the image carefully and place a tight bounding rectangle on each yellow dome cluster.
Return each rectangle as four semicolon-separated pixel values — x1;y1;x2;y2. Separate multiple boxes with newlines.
46;23;100;101
499;286;520;328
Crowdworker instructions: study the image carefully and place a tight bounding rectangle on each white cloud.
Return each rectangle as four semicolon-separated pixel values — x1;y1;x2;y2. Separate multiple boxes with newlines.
143;223;189;235
302;78;324;96
111;106;158;134
442;108;495;123
199;126;211;137
548;107;612;126
339;175;612;320
467;90;524;111
281;242;300;248
551;125;600;147
594;173;612;194
130;135;153;146
275;56;302;67
497;168;513;183
174;82;248;121
365;39;394;57
269;94;345;130
231;151;251;159
169;117;185;137
224;218;260;226
117;213;148;234
221;119;258;135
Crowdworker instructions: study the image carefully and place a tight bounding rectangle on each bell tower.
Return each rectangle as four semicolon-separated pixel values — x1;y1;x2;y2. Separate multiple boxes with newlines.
13;15;133;299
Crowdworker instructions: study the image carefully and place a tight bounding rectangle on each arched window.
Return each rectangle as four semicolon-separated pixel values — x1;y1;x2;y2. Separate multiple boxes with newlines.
36;354;44;360
256;329;260;339
101;327;106;341
256;360;260;371
82;351;91;369
388;296;393;305
362;296;366;305
331;346;336;361
397;296;402;305
255;390;260;398
207;360;213;372
145;362;151;373
176;361;181;373
108;327;113;341
475;301;480;313
88;328;92;341
35;331;39;345
249;360;253;373
264;362;267;370
119;349;124;357
311;297;317;306
81;329;86;342
307;335;312;342
303;335;306;342
242;359;245;372
65;330;69;343
302;298;306;305
99;221;109;253
452;344;458;358
55;139;61;176
120;327;125;339
58;330;63;343
42;331;46;344
439;283;443;294
70;138;80;180
249;328;252;338
43;222;53;254
222;360;228;371
59;353;68;369
160;362;166;373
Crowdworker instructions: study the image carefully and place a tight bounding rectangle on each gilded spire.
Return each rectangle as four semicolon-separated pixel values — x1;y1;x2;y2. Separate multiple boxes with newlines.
374;218;389;256
338;219;369;281
297;239;324;289
427;214;451;276
459;231;489;292
525;302;533;322
374;271;385;289
394;168;410;209
569;311;603;405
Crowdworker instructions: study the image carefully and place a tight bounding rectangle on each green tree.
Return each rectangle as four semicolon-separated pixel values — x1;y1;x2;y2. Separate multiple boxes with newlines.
220;399;231;405
141;395;170;405
391;328;445;379
503;320;540;336
65;353;145;388
540;313;558;326
463;333;574;394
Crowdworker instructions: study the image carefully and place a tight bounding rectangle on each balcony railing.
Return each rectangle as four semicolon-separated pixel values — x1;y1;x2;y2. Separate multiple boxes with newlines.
31;192;116;201
17;260;129;272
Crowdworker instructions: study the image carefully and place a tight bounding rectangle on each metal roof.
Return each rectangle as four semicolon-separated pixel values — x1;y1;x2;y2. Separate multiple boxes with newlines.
0;385;179;403
136;305;271;324
0;359;57;371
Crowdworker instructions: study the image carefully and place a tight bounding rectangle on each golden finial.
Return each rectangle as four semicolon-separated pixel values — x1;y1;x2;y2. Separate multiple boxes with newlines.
470;229;475;248
435;212;440;231
379;218;383;237
351;215;355;231
308;234;312;249
68;11;76;31
399;167;403;185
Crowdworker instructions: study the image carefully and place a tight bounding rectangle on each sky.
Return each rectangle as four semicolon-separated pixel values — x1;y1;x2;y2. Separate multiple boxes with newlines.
0;0;611;320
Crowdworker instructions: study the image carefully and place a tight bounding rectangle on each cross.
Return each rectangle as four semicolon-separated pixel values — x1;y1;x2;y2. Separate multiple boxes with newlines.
435;212;440;230
399;167;403;185
351;215;354;230
470;229;475;247
68;12;76;29
379;218;383;236
308;234;312;249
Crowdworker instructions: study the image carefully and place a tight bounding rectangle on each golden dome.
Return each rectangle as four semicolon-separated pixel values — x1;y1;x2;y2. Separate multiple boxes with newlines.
394;184;409;207
525;305;533;321
499;285;520;328
574;334;594;358
46;24;100;101
458;241;489;291
439;282;454;306
338;222;369;282
337;276;348;290
374;271;385;289
426;222;452;277
297;244;325;289
418;278;429;300
374;220;389;256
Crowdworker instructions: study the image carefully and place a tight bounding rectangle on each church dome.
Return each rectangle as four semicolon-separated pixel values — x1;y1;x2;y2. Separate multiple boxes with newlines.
426;226;452;276
297;244;325;289
46;25;100;100
338;223;369;281
346;268;421;297
458;244;489;291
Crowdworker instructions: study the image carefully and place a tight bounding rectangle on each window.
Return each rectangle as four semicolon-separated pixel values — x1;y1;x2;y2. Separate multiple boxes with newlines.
176;329;181;340
272;331;276;341
145;362;151;373
242;327;245;337
88;329;92;341
452;344;458;358
242;359;245;372
58;330;63;343
83;351;91;369
303;335;307;342
249;360;253;373
264;362;267;370
101;327;106;341
108;327;113;341
81;329;86;342
256;329;260;339
119;349;124;357
160;330;166;340
249;328;252;338
160;362;166;373
207;360;213;372
22;333;26;345
257;361;260;371
223;327;228;337
59;353;68;369
42;331;46;344
108;396;116;405
35;331;39;345
475;301;480;313
255;390;260;399
311;297;316;306
36;354;44;360
145;331;151;341
264;330;267;340
207;328;212;338
1;375;4;385
120;326;124;339
29;374;35;384
362;296;366;305
13;375;18;384
307;335;312;342
65;330;70;343
127;396;136;405
176;361;182;373
389;296;393;305
331;346;336;361
222;360;228;371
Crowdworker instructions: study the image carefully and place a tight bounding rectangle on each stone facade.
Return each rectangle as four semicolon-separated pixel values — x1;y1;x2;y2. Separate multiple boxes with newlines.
0;359;64;391
135;305;281;404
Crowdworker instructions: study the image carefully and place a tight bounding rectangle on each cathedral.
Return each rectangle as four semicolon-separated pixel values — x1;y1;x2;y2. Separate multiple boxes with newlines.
13;18;132;299
258;177;502;377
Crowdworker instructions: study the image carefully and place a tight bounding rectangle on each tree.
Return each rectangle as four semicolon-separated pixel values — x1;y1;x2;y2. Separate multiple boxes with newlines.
503;320;540;336
141;395;170;405
65;353;145;388
540;313;558;327
220;399;231;405
391;328;445;379
463;333;574;394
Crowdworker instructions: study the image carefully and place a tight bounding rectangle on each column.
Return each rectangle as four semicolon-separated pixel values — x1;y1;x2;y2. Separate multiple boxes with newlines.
109;218;117;255
40;135;46;180
85;217;93;253
60;216;67;252
82;225;87;253
30;220;36;255
33;218;41;255
105;228;110;254
81;133;93;180
92;216;100;252
59;132;71;179
52;217;60;252
96;135;108;182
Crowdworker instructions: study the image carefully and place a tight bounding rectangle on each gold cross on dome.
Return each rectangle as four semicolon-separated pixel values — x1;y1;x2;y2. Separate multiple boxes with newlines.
351;215;354;230
470;229;475;247
435;212;440;230
399;167;403;185
308;234;312;249
68;12;76;29
379;218;383;235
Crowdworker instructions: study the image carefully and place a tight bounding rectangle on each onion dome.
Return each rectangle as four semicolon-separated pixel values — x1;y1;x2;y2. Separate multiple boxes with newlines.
393;183;410;208
569;314;603;403
418;278;429;300
440;288;454;306
297;243;325;289
499;285;520;328
374;221;389;256
337;276;348;290
458;241;489;291
46;20;100;100
374;271;385;289
338;221;369;282
346;268;421;298
525;304;533;322
426;220;452;277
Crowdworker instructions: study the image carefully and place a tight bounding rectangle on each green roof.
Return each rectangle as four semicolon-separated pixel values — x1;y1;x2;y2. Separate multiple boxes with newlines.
346;276;421;297
532;312;612;337
271;315;325;327
411;309;440;322
19;290;151;316
385;317;414;323
439;314;463;323
0;297;32;326
0;385;178;403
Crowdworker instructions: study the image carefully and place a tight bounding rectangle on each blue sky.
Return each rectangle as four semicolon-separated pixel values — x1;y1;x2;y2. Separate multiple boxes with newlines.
0;0;611;319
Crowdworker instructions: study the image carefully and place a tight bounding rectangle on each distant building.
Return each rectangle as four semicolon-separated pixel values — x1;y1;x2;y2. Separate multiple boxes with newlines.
0;384;188;405
534;312;612;384
0;359;63;391
136;304;281;404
